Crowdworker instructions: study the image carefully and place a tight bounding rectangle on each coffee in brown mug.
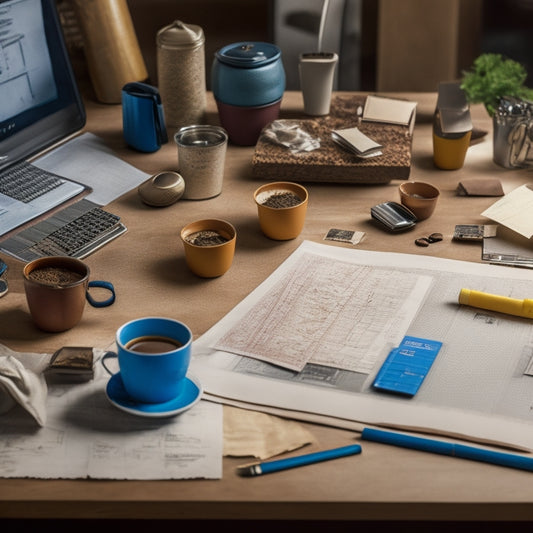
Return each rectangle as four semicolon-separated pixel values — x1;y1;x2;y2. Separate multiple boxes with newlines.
125;335;183;354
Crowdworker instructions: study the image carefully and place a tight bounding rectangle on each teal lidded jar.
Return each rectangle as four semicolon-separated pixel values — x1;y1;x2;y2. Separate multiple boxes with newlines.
211;42;285;107
211;42;285;146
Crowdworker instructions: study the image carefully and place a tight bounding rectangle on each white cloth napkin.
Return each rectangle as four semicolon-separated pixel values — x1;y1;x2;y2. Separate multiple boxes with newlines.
0;345;50;426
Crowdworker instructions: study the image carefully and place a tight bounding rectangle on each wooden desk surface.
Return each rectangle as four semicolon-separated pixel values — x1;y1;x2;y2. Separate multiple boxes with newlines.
1;91;533;523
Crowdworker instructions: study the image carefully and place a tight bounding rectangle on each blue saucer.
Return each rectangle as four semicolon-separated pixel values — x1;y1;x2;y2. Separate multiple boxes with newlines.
106;373;202;418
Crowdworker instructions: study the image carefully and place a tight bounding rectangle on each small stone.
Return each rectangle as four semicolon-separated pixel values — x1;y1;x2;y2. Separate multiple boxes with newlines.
415;238;430;247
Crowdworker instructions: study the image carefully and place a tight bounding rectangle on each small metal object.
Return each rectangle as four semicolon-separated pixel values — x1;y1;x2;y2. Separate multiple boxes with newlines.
370;201;417;232
453;224;485;241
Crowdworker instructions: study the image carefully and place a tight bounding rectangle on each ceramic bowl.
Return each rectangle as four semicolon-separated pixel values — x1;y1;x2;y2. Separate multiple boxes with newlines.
399;181;440;220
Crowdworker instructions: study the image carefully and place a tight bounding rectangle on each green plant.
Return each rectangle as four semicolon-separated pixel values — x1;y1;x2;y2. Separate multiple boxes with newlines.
460;53;533;117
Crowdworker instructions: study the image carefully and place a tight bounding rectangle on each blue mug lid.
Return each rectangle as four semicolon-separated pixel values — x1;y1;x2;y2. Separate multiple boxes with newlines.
215;42;281;68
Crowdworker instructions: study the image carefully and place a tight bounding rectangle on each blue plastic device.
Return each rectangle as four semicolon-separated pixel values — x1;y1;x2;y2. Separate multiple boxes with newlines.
372;336;443;397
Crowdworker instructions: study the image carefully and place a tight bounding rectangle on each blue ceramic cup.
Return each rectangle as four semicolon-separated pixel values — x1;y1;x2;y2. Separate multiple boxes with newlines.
104;317;193;404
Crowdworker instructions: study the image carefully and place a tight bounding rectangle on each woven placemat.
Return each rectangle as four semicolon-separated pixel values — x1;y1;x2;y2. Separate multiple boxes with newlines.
251;94;413;184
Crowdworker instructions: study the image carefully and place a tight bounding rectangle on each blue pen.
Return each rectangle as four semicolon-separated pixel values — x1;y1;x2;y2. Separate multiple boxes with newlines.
236;444;362;476
361;427;533;472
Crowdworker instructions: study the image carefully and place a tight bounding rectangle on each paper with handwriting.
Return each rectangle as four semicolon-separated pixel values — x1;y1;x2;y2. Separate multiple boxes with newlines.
0;351;222;479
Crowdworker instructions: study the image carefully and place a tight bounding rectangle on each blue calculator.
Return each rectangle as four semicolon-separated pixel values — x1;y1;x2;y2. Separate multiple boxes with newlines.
372;336;443;397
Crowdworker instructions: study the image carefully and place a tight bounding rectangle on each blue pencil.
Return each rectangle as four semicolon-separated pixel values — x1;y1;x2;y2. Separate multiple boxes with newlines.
236;444;362;476
361;427;533;472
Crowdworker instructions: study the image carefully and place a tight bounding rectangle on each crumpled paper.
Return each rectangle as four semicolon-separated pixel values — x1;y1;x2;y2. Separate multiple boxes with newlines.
0;345;51;426
223;405;317;460
262;119;321;153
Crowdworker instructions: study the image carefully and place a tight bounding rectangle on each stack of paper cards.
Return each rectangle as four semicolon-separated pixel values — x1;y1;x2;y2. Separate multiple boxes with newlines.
363;95;417;134
331;127;383;158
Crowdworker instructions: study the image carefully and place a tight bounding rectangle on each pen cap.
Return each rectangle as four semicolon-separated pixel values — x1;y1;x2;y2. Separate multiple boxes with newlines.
458;288;472;305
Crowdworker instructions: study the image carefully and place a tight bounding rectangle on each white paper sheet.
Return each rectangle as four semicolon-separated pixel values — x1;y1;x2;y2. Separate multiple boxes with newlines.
213;252;432;373
191;240;533;451
0;351;223;479
482;184;533;239
34;132;150;206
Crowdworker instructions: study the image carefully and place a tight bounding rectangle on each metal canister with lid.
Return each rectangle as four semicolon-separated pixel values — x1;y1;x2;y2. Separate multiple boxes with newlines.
156;20;206;128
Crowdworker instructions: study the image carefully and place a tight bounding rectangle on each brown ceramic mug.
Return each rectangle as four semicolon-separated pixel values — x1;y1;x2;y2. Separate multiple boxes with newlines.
23;256;115;332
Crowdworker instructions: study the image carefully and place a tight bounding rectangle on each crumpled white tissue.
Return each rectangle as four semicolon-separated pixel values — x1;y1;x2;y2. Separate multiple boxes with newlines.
262;119;321;153
0;345;50;426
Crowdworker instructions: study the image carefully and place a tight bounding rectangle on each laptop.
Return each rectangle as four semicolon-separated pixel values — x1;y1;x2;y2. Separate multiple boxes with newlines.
0;0;87;236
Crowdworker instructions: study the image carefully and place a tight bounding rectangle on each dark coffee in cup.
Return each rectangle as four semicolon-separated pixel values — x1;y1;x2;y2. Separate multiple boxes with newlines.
125;335;182;354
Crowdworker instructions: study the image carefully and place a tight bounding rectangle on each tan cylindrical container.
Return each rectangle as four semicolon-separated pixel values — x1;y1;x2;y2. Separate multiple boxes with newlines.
157;20;206;128
174;125;228;200
71;0;148;103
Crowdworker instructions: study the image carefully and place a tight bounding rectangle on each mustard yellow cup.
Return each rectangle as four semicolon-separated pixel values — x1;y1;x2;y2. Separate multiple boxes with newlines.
433;131;472;170
180;219;236;278
254;181;308;240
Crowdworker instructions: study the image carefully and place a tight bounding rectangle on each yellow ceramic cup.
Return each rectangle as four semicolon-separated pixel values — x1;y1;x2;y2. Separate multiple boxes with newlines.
432;131;472;170
254;181;308;240
180;219;236;278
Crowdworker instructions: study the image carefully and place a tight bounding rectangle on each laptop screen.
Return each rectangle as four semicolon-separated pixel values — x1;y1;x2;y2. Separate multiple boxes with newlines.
0;0;85;171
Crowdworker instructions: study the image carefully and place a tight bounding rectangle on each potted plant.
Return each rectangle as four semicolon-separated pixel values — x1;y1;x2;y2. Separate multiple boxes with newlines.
460;53;533;117
460;53;533;167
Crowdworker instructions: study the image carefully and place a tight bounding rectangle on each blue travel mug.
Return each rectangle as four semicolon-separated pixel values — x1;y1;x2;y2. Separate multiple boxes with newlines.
122;82;168;152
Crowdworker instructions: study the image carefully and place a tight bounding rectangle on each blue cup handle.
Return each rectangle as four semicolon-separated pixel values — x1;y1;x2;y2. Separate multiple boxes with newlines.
101;351;118;376
86;280;115;308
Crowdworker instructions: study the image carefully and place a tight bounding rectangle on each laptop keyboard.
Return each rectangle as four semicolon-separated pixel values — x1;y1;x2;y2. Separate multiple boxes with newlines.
0;199;127;261
0;161;63;203
31;207;122;257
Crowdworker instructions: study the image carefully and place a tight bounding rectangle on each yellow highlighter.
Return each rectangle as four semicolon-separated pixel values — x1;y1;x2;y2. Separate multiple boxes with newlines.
458;288;533;319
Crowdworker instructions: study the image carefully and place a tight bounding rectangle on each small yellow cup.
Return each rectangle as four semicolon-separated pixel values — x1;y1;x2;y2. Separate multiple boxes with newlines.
433;131;471;170
180;219;236;278
254;181;308;240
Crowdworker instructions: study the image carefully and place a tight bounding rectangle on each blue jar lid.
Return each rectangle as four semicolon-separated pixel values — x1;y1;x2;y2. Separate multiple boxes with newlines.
215;42;281;68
